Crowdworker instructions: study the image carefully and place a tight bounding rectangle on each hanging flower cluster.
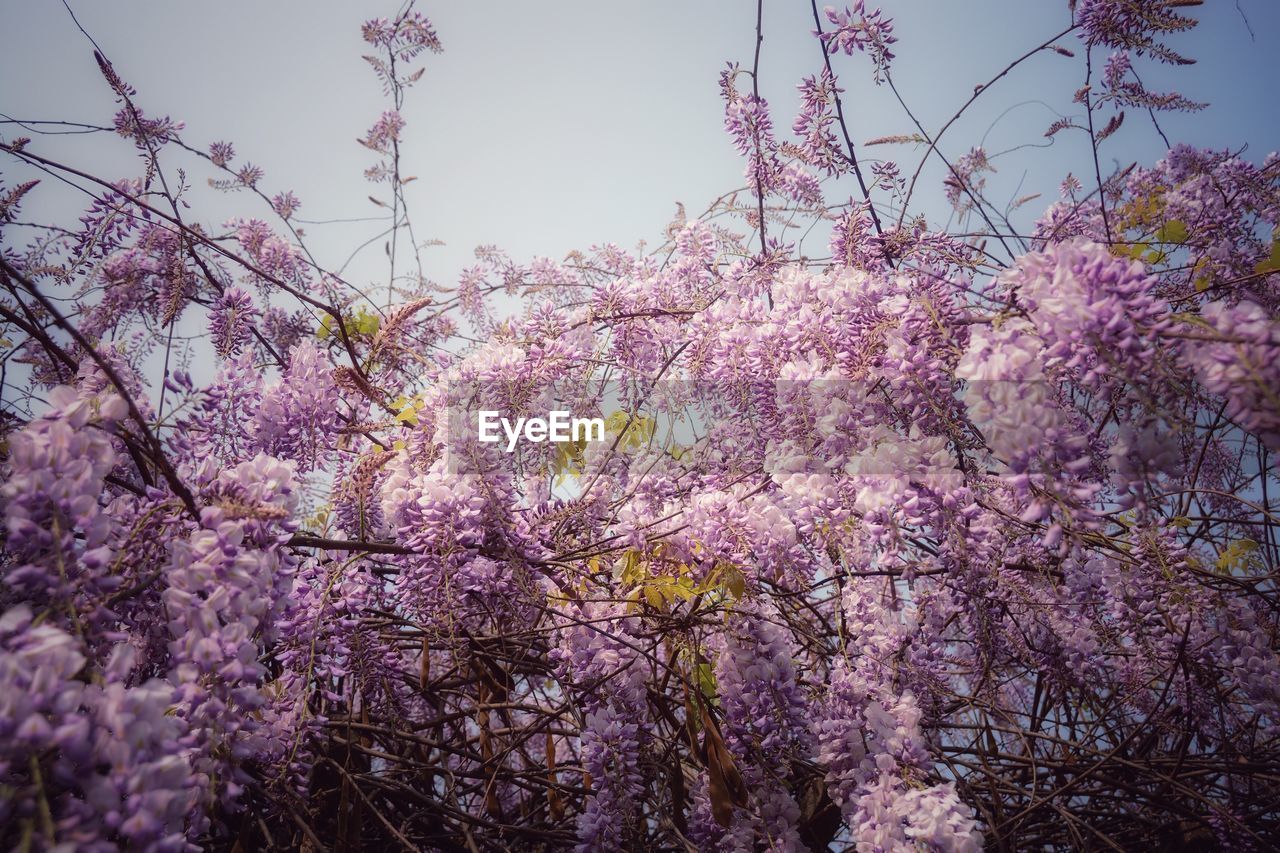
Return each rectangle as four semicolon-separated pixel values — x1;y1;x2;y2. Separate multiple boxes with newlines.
2;1;1278;850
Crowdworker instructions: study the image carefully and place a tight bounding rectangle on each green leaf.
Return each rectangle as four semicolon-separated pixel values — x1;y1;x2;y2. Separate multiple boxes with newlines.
353;307;381;336
604;410;657;450
720;564;746;600
1156;219;1188;244
696;663;718;700
1217;539;1259;574
1255;240;1280;275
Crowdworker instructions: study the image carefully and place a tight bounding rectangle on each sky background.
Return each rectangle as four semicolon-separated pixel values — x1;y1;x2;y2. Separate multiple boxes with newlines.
2;0;1278;296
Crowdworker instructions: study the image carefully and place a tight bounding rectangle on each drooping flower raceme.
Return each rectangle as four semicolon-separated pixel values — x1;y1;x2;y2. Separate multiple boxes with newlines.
253;339;343;471
3;2;1280;850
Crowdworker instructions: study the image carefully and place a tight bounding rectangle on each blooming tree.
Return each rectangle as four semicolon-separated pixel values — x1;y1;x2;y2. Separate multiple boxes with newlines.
2;1;1279;850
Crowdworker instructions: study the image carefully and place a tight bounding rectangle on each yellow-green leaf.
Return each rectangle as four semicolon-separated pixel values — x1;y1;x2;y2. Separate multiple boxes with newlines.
1217;539;1259;574
1255;241;1280;275
1156;219;1188;244
696;663;717;700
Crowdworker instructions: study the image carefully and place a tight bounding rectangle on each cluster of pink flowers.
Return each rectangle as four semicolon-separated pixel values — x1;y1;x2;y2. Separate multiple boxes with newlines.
819;3;897;82
2;1;1279;850
359;109;405;156
209;287;258;358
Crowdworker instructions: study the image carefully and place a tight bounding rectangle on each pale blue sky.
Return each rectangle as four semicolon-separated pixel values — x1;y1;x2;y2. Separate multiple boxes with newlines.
2;1;1277;290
